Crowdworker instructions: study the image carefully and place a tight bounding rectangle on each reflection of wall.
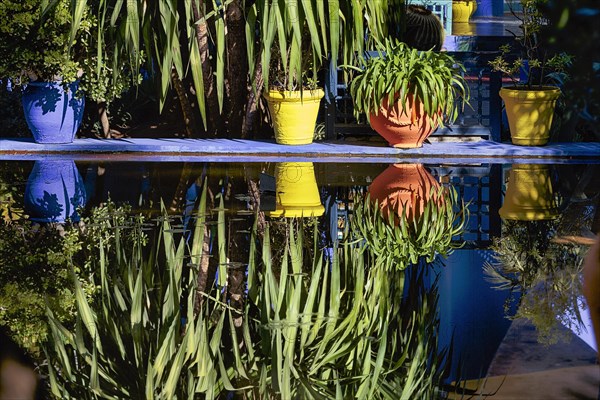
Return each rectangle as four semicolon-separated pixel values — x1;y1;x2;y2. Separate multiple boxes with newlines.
434;249;512;382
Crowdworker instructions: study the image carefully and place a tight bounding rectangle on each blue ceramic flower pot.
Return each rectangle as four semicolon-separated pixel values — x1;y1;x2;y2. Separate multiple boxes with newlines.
24;160;86;223
21;81;85;144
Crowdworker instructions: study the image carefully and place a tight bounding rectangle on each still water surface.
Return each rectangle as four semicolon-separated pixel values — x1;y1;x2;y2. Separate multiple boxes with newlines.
1;160;598;398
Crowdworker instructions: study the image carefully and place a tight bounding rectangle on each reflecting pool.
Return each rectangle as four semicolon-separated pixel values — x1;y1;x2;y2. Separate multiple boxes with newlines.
1;160;598;398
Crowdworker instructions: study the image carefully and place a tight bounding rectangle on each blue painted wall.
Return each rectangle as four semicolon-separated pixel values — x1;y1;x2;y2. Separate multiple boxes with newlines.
473;0;504;17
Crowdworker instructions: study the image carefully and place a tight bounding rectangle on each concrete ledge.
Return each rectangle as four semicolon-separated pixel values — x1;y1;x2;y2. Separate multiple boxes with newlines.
1;138;599;164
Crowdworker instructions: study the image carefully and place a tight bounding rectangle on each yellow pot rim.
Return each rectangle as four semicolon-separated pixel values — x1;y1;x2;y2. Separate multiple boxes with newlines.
267;205;325;218
264;88;325;102
500;86;561;100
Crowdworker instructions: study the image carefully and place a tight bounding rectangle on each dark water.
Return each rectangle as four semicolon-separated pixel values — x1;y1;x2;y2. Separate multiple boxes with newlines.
1;160;598;398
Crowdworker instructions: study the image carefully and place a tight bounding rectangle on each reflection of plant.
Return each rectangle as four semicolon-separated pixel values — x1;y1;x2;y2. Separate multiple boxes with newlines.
351;186;467;271
484;219;588;344
46;183;450;398
0;200;136;359
238;220;447;398
0;221;83;357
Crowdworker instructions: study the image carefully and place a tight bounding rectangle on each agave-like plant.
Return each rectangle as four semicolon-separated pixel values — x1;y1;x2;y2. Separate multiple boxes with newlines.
228;218;449;398
45;180;451;398
45;183;229;398
351;186;468;271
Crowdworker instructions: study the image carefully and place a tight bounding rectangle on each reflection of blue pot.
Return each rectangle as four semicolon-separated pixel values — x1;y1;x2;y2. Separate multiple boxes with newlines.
25;161;86;223
22;81;85;143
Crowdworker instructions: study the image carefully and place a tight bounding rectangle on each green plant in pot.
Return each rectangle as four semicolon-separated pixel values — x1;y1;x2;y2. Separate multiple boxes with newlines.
489;0;572;146
253;1;330;145
0;0;92;143
348;39;469;148
0;0;138;143
251;0;403;145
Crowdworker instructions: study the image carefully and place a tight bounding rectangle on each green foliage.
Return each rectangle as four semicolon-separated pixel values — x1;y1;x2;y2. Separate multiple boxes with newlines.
348;39;470;127
249;0;405;92
351;186;467;271
237;220;448;398
0;0;91;83
488;0;573;89
45;183;451;398
484;219;588;345
0;200;139;359
0;221;82;357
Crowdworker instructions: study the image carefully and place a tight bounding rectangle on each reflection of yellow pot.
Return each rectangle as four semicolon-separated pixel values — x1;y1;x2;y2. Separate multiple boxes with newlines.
500;86;560;146
268;162;324;218
264;89;324;145
499;164;558;221
452;0;477;23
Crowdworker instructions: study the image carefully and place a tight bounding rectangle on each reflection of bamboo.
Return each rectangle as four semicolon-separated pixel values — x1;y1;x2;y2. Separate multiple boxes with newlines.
194;224;211;313
169;163;195;213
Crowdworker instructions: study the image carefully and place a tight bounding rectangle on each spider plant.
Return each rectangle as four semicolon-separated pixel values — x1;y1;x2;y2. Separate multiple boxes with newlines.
348;39;470;126
351;186;468;271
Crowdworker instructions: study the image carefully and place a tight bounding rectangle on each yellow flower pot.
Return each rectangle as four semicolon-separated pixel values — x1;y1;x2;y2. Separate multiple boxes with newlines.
500;86;560;146
499;164;559;221
264;89;325;145
268;162;324;218
452;0;477;23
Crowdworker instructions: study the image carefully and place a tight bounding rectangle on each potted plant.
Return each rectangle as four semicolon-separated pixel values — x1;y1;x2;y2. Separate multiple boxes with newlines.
255;1;329;145
0;0;138;143
452;0;478;24
0;0;93;143
263;47;324;145
348;39;469;148
489;0;572;146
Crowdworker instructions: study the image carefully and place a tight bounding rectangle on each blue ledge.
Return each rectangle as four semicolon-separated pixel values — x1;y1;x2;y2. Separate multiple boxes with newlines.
1;138;599;164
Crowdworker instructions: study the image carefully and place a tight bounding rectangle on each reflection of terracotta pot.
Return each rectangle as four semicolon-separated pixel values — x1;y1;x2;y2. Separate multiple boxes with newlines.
499;164;558;221
268;162;324;218
24;160;86;223
368;163;440;221
369;96;439;148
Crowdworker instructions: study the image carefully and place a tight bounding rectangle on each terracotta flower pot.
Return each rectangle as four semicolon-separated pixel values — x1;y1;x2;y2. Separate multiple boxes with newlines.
369;96;439;148
368;163;440;222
